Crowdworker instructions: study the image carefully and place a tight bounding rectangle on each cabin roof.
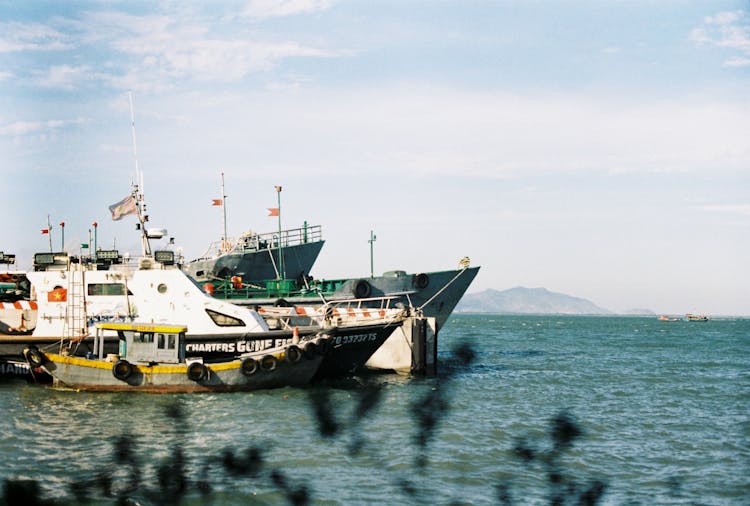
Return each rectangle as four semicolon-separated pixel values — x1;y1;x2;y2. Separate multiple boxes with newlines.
95;322;187;333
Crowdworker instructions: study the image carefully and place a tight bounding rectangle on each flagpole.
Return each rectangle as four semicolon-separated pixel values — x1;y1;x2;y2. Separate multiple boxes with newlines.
47;215;53;252
369;230;377;278
221;172;228;252
93;222;98;261
60;221;65;251
275;185;284;279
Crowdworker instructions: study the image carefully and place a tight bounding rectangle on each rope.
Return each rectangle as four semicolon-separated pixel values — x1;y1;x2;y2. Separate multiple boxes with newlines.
417;267;469;313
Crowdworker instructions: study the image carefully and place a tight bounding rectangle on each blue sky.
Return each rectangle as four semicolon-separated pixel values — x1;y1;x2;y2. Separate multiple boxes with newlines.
1;0;748;315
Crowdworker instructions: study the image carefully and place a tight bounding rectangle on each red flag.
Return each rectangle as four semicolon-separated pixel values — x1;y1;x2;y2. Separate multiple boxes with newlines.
47;287;67;302
267;208;279;217
212;199;222;206
41;229;49;234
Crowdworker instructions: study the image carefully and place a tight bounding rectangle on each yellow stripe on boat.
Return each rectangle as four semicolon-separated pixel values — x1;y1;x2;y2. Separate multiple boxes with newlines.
44;351;285;373
95;322;188;333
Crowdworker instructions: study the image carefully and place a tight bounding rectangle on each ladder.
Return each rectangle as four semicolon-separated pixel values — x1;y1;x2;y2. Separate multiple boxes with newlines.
63;266;87;345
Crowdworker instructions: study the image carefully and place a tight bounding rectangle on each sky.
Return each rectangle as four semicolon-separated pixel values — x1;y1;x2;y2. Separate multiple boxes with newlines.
1;0;748;315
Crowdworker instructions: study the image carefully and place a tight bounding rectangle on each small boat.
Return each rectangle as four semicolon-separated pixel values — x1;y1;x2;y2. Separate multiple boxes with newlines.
26;322;325;392
685;313;709;322
657;315;679;322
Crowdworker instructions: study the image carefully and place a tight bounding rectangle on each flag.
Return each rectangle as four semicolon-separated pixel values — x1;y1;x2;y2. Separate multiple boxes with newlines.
81;243;89;249
212;199;222;206
109;195;138;221
47;287;67;302
267;207;279;217
41;229;49;234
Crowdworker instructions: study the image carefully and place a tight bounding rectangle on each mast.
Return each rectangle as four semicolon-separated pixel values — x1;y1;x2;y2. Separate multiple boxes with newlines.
275;185;284;279
221;172;228;252
129;92;151;256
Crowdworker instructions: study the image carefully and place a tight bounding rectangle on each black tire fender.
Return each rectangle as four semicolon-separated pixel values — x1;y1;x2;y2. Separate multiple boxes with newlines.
187;362;208;382
274;298;290;307
302;340;318;359
413;273;429;289
112;359;134;381
260;355;278;372
240;357;259;376
24;346;46;368
353;279;371;298
285;345;302;364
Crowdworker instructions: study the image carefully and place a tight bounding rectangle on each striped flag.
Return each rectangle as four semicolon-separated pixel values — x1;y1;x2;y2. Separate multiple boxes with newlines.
109;195;138;221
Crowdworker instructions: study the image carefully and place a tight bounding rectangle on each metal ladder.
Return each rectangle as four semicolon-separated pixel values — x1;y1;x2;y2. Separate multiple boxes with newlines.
63;267;87;345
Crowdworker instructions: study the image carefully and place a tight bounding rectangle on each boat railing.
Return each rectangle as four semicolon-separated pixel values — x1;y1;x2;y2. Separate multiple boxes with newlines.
194;224;323;260
258;295;409;330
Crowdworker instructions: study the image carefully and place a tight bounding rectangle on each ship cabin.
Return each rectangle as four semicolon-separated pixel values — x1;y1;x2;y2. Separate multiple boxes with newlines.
94;322;187;364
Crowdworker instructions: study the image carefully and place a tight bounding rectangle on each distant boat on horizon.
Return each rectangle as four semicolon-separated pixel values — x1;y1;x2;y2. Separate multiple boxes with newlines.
685;313;709;322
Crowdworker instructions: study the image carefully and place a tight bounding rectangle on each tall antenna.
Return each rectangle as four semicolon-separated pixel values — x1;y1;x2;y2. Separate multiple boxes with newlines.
129;91;141;193
128;92;151;256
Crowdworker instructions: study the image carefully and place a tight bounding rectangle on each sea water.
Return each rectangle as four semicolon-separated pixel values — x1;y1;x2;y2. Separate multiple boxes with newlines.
0;315;747;505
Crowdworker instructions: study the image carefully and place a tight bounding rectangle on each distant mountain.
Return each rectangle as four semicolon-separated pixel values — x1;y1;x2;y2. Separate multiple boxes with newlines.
456;287;613;315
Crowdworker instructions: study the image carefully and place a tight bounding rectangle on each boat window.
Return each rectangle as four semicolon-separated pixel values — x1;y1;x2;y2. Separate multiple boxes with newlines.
134;331;154;343
157;333;165;349
206;309;246;327
168;334;176;349
88;283;132;296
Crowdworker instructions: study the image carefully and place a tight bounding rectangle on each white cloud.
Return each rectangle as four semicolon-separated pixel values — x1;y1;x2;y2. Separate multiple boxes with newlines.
144;87;750;180
79;10;335;90
691;10;750;65
0;118;85;137
0;22;73;52
699;204;750;217
37;64;93;90
241;0;333;19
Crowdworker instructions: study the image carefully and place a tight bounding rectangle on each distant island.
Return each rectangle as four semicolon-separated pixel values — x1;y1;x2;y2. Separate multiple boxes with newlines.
456;287;654;315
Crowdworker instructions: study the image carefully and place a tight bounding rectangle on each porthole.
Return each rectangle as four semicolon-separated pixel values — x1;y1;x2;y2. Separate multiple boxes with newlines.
157;283;168;294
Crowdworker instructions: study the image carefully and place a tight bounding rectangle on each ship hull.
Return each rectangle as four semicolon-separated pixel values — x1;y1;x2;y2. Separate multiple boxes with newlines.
213;267;480;330
184;240;325;282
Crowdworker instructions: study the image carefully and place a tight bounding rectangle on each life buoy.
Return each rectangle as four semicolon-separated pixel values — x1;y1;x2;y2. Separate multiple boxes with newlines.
260;355;278;372
240;357;258;376
112;359;134;381
204;283;215;295
24;346;45;368
187;362;208;382
285;345;302;364
353;279;371;298
231;276;243;289
413;273;429;289
274;298;290;307
302;340;318;359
